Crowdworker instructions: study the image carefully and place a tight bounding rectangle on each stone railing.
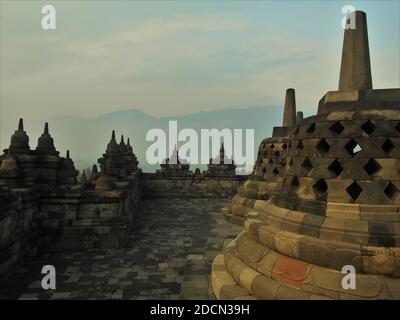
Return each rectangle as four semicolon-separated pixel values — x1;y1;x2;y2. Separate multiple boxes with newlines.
140;172;248;199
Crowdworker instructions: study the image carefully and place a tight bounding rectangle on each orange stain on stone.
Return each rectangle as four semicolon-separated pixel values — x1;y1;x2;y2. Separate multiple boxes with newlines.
272;256;310;288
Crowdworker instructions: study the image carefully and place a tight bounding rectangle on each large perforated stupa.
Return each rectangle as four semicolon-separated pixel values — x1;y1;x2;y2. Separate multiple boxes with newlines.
211;11;400;300
223;89;300;225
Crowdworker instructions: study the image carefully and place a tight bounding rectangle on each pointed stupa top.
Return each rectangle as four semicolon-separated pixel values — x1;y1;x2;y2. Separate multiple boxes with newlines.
89;164;98;182
219;142;225;163
80;170;87;184
126;138;133;153
18;118;23;131
119;135;128;153
36;122;57;154
338;10;372;91
169;145;180;164
282;88;296;128
9;118;30;155
106;130;120;154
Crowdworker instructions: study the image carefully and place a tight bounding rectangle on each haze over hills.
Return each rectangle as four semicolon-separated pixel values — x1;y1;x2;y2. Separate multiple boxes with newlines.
1;106;310;173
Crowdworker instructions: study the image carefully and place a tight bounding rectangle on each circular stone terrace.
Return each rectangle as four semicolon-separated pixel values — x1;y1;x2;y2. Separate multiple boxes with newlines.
0;199;241;300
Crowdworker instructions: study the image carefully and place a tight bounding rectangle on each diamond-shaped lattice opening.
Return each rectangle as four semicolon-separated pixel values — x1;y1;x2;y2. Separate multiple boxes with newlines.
329;121;344;135
307;123;316;134
361;120;376;136
289;158;294;166
395;122;400;133
273;168;279;175
384;182;399;201
328;159;343;177
301;158;313;175
268;158;273;164
281;159;286;166
313;178;328;196
363;159;382;176
297;140;304;149
291;176;299;187
346;181;362;200
316;138;330;153
275;151;280;157
345;139;362;157
263;150;268;156
282;143;288;150
269;144;275;149
382;138;395;154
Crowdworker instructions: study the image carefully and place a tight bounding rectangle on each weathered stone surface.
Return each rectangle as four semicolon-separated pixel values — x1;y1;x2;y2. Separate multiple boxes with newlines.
212;10;400;300
1;199;242;300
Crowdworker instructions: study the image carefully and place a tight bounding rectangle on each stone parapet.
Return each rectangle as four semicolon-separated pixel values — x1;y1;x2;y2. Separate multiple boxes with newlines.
140;173;247;199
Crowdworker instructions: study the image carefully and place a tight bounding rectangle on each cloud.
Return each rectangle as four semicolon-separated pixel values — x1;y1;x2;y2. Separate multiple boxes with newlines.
1;8;398;130
65;15;248;58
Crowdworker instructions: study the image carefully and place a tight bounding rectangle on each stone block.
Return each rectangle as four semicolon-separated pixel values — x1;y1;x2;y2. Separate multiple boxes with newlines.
239;267;260;294
272;255;310;288
275;284;311;300
257;251;279;277
251;274;280;300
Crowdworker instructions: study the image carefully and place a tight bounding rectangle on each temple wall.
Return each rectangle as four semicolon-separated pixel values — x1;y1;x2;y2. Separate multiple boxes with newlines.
0;189;41;285
140;173;248;199
0;175;141;284
0;167;242;285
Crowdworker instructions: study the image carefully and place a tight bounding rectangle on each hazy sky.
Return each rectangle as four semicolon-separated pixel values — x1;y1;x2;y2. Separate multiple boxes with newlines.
1;1;399;130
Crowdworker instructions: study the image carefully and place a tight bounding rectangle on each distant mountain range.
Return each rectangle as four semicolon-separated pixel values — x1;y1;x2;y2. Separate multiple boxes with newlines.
1;106;310;173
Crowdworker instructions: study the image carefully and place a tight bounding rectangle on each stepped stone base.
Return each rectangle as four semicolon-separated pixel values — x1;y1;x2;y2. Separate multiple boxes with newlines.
212;200;400;300
223;180;278;225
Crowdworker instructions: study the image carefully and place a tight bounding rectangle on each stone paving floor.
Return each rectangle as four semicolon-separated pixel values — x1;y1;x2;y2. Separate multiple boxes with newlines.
0;199;242;300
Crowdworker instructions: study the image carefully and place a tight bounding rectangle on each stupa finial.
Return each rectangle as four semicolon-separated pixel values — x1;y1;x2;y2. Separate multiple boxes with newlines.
282;88;296;127
338;10;372;91
18;118;23;131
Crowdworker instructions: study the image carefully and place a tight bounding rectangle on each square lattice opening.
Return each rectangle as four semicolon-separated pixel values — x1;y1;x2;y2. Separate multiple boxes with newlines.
328;159;343;177
346;181;362;200
361;120;376;136
316;138;330;153
329;121;344;135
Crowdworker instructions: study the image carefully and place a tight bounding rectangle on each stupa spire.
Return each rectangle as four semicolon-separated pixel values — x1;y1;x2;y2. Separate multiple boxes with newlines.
282;88;296;128
338;10;372;90
18;118;24;131
44;122;49;135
